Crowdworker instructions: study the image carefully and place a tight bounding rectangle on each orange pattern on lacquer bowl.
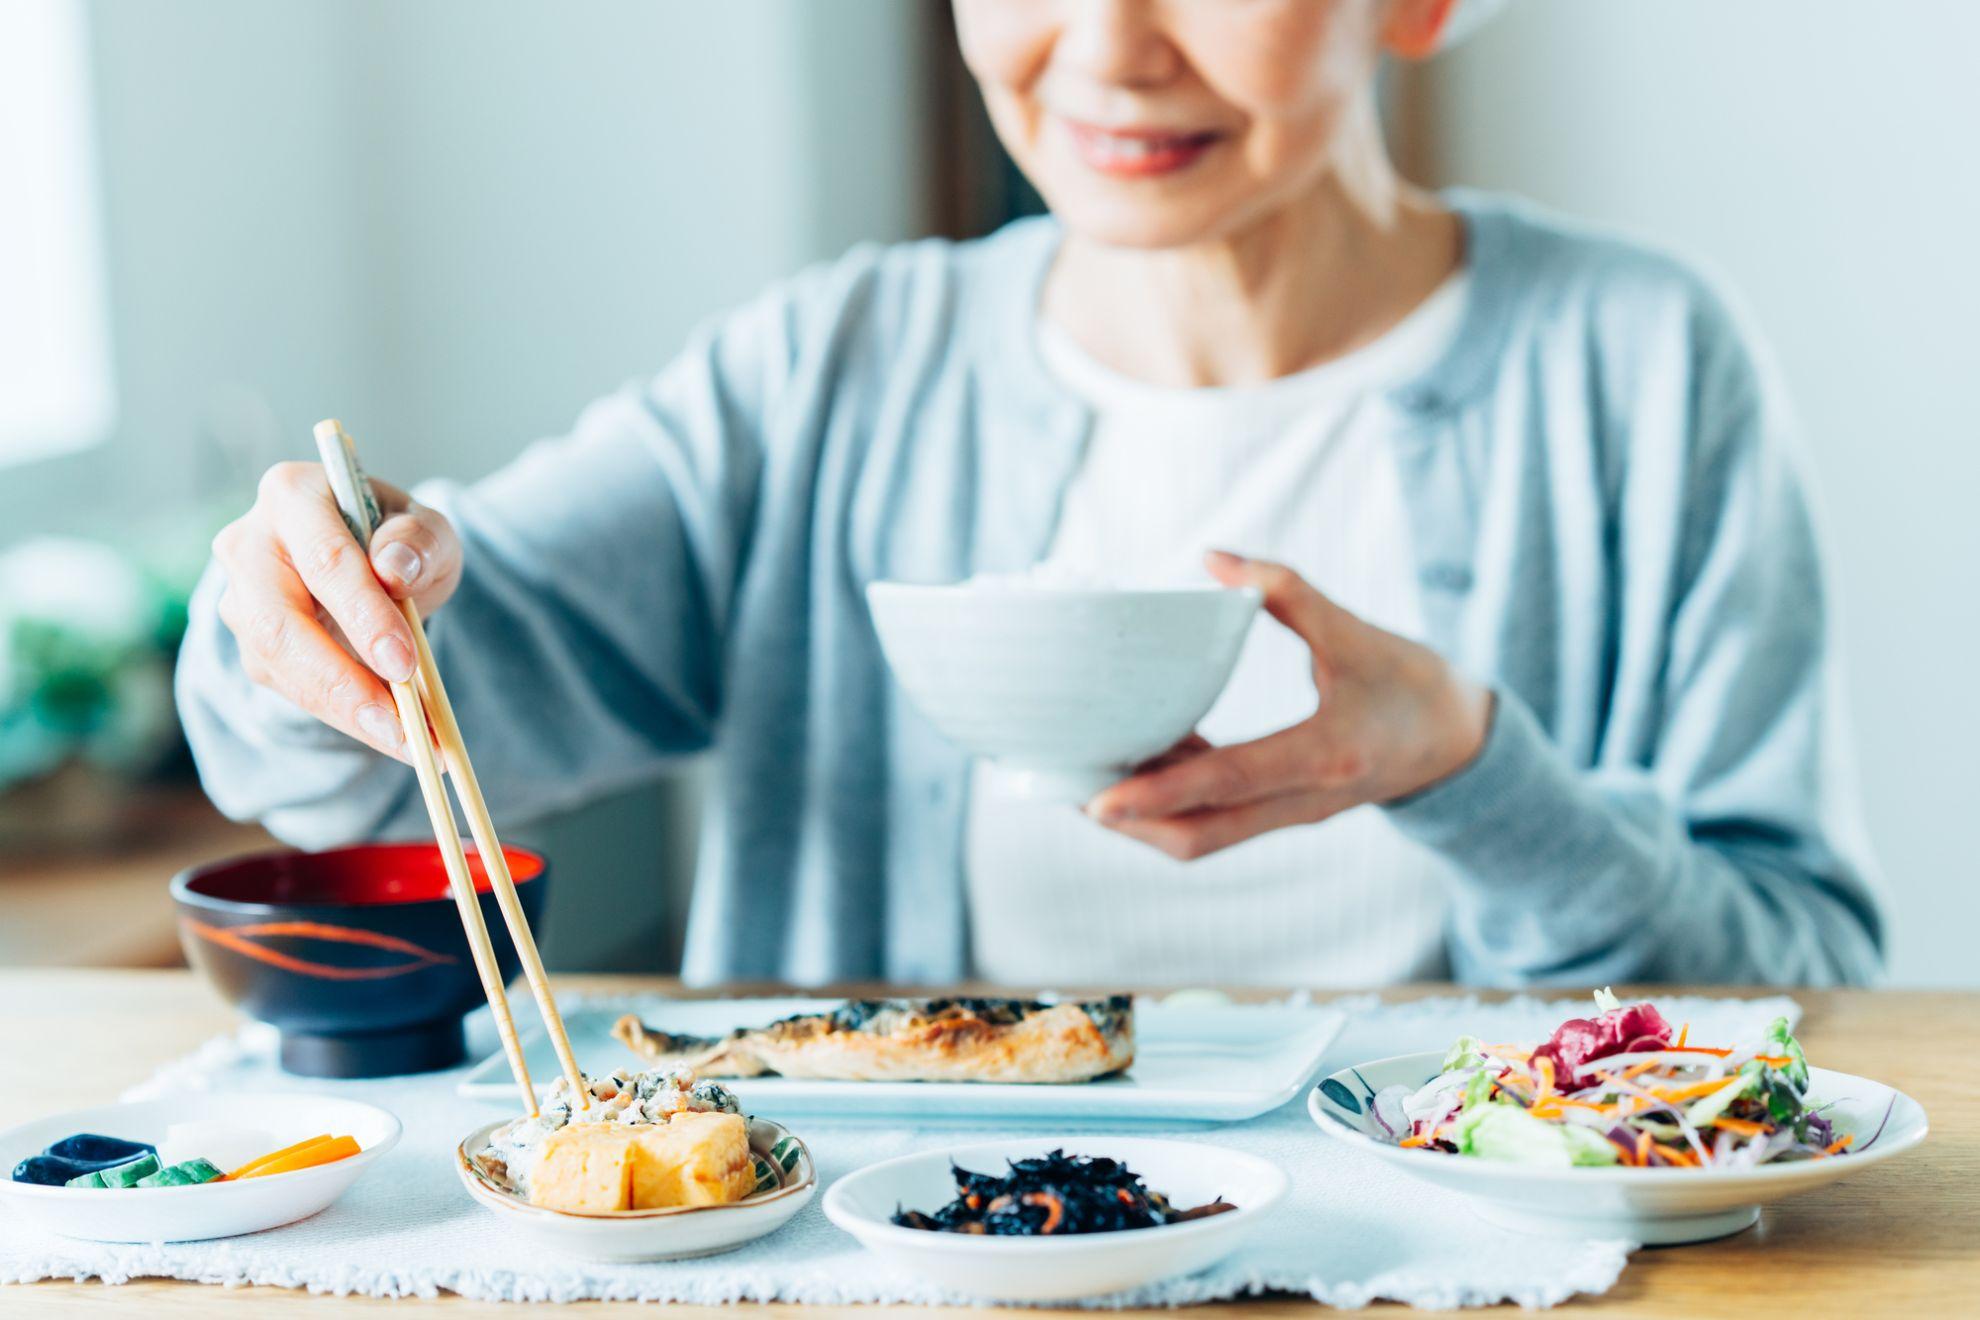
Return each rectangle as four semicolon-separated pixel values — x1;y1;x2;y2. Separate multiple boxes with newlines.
179;916;461;981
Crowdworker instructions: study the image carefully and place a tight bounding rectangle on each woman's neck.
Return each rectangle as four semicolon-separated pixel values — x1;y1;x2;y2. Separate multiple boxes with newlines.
1040;118;1461;389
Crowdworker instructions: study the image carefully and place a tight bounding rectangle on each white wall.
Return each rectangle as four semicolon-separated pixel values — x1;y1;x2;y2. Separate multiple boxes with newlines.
1425;1;1980;985
6;0;928;525
5;0;930;970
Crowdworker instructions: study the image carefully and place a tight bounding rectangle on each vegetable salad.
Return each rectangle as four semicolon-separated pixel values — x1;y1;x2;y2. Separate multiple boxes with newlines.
1377;991;1889;1170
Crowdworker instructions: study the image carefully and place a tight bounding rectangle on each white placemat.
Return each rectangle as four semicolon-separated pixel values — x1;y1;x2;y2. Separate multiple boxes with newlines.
1;992;1797;1309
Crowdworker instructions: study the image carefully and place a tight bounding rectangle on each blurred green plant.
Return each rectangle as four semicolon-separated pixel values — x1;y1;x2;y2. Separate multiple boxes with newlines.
0;536;201;789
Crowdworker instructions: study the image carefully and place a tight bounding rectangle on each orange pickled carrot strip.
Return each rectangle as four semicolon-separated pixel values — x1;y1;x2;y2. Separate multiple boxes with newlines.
1675;1023;1690;1048
1635;1132;1652;1164
1535;1055;1556;1101
1821;1134;1854;1157
237;1135;360;1179
1753;1055;1793;1067
226;1134;336;1181
1665;1047;1734;1057
1713;1116;1769;1137
1620;1061;1662;1080
1399;1133;1432;1149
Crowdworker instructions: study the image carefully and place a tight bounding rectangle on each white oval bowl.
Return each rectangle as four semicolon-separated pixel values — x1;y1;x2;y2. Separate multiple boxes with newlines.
1309;1051;1928;1245
0;1093;400;1243
867;581;1260;802
455;1115;815;1262
823;1137;1286;1302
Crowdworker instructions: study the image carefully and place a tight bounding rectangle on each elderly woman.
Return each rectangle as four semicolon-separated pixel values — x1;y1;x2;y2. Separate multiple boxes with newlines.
176;0;1881;987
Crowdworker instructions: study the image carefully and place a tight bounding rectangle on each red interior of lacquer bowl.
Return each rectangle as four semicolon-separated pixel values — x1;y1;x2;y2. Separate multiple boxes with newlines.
183;842;545;907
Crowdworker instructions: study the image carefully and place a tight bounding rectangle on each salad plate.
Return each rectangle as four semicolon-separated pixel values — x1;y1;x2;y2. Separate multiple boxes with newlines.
459;998;1345;1123
1308;995;1928;1245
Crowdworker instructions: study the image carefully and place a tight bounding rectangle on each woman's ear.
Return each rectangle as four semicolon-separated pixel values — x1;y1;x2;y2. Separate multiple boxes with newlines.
1381;0;1460;61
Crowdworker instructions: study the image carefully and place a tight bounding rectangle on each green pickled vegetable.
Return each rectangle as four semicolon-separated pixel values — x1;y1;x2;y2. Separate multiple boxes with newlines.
100;1154;160;1188
174;1158;223;1184
135;1158;224;1188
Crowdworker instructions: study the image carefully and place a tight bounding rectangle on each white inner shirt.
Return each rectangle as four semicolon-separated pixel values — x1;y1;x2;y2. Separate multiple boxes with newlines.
965;273;1471;987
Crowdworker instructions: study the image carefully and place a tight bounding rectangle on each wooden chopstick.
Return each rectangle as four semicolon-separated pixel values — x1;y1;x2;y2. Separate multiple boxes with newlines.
383;660;540;1116
311;418;585;1116
403;606;590;1111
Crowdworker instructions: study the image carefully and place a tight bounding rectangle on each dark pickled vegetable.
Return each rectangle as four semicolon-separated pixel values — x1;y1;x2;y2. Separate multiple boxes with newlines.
890;1149;1235;1236
14;1156;85;1186
12;1134;160;1185
48;1134;156;1166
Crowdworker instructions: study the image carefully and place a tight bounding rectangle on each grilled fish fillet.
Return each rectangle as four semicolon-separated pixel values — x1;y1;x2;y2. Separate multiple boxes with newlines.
611;996;1134;1084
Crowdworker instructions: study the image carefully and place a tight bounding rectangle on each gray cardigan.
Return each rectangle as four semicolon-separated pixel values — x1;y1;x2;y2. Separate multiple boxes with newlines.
175;192;1885;987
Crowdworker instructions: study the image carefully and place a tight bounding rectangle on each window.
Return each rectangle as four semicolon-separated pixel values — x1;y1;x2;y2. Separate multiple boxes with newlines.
0;0;115;468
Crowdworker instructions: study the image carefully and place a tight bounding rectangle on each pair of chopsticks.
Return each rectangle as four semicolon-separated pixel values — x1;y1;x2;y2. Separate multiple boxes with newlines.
313;419;586;1117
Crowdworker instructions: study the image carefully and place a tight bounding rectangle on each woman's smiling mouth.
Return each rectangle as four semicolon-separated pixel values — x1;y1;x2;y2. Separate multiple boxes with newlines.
1063;120;1227;178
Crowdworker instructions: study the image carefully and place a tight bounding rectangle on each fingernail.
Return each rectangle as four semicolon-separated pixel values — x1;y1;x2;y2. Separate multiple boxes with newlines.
371;636;415;683
375;541;423;589
1086;800;1128;824
357;703;403;749
1205;549;1243;569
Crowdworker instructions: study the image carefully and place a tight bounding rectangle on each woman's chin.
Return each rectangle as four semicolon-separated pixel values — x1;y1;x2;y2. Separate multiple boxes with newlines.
1045;193;1258;252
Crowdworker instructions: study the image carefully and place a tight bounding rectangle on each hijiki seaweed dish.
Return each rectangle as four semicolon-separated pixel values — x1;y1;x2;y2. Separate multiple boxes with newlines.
891;1149;1235;1236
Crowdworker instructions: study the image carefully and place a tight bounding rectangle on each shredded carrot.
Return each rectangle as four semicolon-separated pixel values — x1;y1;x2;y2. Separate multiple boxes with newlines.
1651;1142;1698;1168
1634;1132;1652;1165
1713;1116;1769;1137
1619;1060;1662;1080
1021;1191;1066;1234
1753;1054;1793;1067
1398;1133;1432;1149
1650;1078;1737;1104
1534;1055;1556;1101
1665;1046;1734;1057
1821;1134;1854;1157
1675;1023;1690;1048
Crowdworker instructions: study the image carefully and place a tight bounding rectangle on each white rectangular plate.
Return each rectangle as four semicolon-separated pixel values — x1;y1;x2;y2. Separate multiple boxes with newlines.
457;998;1345;1123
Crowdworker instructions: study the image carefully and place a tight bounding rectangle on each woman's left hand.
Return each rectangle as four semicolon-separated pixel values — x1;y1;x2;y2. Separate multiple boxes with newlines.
1086;551;1493;860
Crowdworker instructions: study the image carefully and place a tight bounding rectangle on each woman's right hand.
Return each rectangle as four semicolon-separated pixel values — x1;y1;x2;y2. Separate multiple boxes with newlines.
211;461;463;761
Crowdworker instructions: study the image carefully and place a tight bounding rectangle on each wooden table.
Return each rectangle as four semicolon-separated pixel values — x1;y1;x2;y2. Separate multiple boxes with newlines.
2;972;1971;1316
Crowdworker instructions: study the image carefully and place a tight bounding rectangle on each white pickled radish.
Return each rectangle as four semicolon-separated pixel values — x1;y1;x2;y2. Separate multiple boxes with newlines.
159;1121;276;1173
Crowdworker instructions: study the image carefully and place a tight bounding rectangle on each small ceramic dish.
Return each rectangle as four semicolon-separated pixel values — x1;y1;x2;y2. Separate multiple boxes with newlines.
823;1137;1286;1302
1309;1051;1928;1244
0;1093;400;1243
455;1116;814;1262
